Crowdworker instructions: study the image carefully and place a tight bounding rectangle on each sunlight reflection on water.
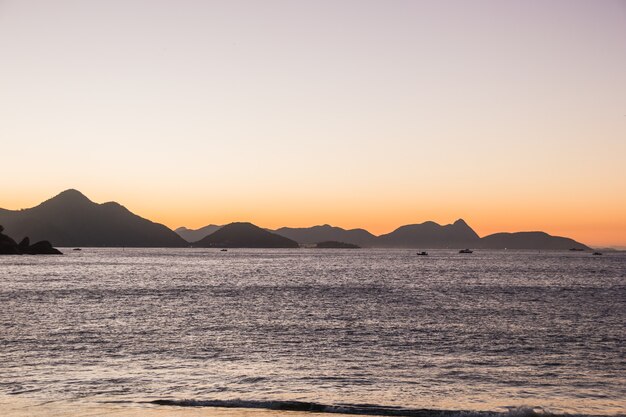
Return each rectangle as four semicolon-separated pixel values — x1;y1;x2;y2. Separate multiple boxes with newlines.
0;249;624;415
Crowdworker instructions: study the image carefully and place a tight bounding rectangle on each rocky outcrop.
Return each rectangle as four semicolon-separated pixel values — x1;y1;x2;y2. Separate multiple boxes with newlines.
0;225;62;255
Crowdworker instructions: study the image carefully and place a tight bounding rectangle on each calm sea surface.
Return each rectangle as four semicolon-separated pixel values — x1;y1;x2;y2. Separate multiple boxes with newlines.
1;249;624;416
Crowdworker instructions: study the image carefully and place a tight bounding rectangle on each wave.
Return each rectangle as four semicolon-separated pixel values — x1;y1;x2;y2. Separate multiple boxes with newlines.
149;399;602;417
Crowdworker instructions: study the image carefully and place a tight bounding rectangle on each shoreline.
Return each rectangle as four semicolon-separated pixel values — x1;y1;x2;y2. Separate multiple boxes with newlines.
3;395;623;417
1;395;353;417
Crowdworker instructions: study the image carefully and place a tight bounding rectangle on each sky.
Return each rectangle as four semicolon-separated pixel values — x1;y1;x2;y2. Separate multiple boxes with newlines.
1;0;625;246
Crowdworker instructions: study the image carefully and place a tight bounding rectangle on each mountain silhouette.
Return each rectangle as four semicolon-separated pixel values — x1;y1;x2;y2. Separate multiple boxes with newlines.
1;191;593;250
273;224;377;247
193;222;299;248
0;189;187;247
178;219;592;250
376;219;480;248
479;232;590;250
175;225;221;242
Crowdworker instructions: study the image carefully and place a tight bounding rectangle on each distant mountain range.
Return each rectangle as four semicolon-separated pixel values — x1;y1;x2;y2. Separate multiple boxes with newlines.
0;189;591;249
477;232;588;250
180;220;589;250
376;219;479;248
0;189;187;247
175;225;221;243
272;225;377;247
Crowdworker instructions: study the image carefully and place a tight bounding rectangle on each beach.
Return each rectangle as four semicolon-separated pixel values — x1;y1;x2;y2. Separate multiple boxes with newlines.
1;395;346;417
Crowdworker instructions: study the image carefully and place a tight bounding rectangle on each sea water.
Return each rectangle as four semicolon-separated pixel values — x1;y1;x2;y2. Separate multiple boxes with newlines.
0;249;624;416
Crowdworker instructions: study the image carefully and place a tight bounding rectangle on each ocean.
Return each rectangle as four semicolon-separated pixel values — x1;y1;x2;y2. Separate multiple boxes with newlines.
1;249;624;416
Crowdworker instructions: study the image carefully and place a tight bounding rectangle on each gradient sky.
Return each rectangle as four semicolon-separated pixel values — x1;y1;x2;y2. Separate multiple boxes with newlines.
1;0;625;246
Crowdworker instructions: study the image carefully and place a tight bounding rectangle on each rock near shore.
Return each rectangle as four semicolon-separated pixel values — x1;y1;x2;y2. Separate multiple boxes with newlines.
0;225;62;255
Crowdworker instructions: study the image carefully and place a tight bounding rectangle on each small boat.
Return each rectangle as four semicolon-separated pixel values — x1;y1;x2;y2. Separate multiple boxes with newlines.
592;252;603;256
416;251;428;256
73;248;82;251
220;249;228;252
459;249;473;254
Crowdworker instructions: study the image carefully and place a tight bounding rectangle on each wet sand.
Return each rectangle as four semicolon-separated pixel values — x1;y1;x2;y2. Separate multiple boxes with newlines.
1;395;353;417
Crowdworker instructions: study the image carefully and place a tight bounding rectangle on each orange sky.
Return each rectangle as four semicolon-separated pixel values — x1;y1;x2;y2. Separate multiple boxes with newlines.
1;1;625;247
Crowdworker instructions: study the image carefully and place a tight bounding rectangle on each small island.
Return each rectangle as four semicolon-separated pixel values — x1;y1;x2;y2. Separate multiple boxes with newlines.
0;225;62;255
315;241;360;249
193;222;299;248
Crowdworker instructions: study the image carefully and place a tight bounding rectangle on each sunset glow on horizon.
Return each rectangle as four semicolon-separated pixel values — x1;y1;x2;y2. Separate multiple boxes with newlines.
1;1;625;246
